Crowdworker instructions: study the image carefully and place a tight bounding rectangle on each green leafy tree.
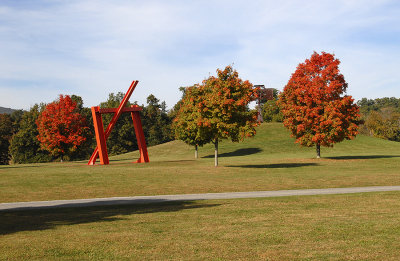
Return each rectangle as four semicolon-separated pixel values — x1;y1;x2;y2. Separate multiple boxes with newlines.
174;85;210;158
10;104;52;163
0;114;13;164
262;99;283;122
141;94;173;146
99;93;173;156
70;95;95;160
10;110;24;133
278;52;361;158
169;87;188;121
100;92;137;155
358;97;400;115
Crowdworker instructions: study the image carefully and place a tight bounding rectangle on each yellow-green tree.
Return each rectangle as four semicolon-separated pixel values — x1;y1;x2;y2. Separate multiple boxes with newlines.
174;85;210;159
174;66;259;166
366;108;400;141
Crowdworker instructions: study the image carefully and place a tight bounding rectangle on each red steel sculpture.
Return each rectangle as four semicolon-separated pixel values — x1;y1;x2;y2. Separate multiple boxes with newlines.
88;80;149;165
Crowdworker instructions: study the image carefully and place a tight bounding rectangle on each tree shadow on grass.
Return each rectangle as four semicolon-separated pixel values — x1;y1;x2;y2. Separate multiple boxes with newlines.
227;163;319;169
0;200;220;236
161;160;196;163
0;165;41;170
326;155;400;160
202;148;262;158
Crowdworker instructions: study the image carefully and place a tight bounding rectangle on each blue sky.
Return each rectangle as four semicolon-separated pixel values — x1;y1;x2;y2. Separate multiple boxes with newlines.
1;0;399;110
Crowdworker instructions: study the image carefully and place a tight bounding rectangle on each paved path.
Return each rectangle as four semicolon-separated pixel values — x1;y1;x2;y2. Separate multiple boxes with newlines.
1;186;400;211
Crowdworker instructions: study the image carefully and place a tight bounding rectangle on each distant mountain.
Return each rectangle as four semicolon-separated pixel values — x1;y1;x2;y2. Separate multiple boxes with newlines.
0;106;17;114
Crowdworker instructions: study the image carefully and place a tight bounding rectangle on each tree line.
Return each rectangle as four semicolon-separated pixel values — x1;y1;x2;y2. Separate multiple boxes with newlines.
357;97;400;142
0;93;173;164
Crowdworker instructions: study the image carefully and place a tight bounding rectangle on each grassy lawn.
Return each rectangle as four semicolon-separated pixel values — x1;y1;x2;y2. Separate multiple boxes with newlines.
1;123;400;203
1;123;400;260
1;191;400;260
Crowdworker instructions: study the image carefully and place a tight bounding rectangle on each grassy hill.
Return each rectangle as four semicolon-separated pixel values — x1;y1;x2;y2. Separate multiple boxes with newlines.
1;123;400;260
1;123;399;203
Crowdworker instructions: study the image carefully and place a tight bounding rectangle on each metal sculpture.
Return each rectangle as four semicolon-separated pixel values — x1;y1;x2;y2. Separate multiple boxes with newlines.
88;80;149;165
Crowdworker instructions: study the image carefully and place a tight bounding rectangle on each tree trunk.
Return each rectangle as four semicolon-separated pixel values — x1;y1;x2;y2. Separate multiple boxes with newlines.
195;145;198;159
214;139;218;167
316;144;321;159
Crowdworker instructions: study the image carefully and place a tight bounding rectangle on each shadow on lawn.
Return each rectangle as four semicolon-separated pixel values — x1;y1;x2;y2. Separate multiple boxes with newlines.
0;165;41;170
0;201;220;235
326;155;400;160
227;163;319;169
203;147;262;158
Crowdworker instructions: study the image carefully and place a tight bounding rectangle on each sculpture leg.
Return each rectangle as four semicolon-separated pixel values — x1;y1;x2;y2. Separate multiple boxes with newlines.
89;106;109;165
131;110;149;163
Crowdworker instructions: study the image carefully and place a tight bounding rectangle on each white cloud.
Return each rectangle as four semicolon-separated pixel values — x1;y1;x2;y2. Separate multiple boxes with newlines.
0;0;399;110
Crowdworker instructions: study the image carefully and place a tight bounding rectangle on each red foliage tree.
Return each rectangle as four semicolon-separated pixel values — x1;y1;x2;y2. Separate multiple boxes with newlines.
36;95;88;160
278;52;361;158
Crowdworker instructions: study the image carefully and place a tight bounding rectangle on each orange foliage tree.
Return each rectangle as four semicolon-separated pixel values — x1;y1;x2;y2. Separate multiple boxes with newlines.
174;66;259;166
36;95;88;161
278;52;361;158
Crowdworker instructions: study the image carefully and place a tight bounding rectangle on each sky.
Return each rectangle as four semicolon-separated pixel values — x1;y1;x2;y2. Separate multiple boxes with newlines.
0;0;399;110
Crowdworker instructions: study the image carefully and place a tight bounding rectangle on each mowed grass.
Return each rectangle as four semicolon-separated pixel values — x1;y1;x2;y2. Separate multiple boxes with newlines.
1;192;400;260
1;122;400;203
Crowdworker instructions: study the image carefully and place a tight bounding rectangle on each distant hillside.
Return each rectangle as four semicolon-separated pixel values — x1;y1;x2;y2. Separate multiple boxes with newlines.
0;106;16;114
114;122;400;163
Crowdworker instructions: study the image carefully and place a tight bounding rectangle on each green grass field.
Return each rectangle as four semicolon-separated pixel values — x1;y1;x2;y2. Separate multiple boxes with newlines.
1;192;400;260
1;123;400;203
1;123;400;260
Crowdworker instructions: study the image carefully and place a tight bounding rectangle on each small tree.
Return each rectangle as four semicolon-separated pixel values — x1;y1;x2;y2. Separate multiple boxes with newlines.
262;99;283;122
278;52;361;158
200;66;259;166
36;95;88;161
174;85;211;158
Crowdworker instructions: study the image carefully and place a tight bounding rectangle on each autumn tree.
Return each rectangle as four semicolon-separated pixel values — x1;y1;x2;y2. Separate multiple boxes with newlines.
278;52;361;158
36;95;89;161
175;66;259;166
365;108;400;141
174;85;211;158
